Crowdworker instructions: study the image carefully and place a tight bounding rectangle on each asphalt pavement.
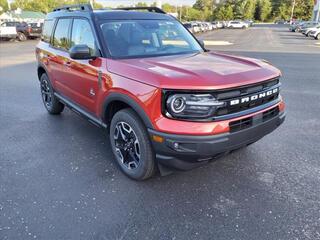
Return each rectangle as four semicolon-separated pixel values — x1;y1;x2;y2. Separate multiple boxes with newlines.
0;24;320;240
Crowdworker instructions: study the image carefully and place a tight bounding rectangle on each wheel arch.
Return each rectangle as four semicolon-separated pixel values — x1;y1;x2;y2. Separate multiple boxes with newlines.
37;64;48;81
102;93;154;129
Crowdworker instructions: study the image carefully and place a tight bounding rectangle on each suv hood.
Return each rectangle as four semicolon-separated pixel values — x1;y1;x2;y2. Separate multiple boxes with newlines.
107;52;281;90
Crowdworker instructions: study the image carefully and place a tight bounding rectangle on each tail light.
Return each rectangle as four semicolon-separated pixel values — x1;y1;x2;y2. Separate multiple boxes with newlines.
28;26;32;33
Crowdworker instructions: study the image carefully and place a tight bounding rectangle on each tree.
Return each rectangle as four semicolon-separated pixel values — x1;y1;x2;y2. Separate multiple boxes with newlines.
277;2;291;20
162;3;175;13
293;0;314;20
243;0;257;20
193;0;214;11
214;4;234;20
0;0;9;14
186;7;203;21
135;2;148;7
193;0;215;20
10;0;103;13
255;0;272;21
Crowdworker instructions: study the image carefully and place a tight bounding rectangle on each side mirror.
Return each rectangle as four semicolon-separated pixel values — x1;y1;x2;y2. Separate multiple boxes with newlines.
69;44;94;60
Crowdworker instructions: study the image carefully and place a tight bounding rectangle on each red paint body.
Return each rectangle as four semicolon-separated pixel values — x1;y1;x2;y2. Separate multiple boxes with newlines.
36;41;285;135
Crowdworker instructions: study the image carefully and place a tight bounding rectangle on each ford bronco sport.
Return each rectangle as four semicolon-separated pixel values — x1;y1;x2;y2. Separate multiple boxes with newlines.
36;5;286;180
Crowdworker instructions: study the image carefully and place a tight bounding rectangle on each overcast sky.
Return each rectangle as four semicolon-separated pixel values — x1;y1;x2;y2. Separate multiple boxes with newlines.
96;0;196;7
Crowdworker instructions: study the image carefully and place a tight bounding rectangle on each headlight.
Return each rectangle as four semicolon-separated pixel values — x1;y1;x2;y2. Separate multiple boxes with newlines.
165;93;225;120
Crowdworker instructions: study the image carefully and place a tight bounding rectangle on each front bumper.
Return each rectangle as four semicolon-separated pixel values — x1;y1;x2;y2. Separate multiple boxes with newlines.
149;110;285;170
0;34;17;39
29;33;41;37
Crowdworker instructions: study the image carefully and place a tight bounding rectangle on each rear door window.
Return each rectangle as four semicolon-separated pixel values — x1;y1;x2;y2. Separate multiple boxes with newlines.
41;20;55;43
52;18;72;50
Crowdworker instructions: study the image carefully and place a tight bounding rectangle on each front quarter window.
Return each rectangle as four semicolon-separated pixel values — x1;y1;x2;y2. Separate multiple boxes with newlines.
100;20;203;58
71;19;96;55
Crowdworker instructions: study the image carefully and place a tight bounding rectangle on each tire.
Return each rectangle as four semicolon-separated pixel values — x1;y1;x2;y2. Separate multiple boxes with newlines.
40;73;64;114
110;109;155;180
17;32;27;41
316;34;320;40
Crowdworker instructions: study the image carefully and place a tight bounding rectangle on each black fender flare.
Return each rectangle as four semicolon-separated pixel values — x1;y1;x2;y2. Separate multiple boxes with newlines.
37;63;49;81
102;92;154;129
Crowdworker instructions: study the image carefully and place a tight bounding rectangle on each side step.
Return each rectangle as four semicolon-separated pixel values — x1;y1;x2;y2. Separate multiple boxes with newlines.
54;92;107;129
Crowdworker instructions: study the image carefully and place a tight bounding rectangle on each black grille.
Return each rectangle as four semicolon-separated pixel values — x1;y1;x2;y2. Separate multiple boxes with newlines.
263;106;279;121
229;117;253;132
215;78;280;117
229;106;280;133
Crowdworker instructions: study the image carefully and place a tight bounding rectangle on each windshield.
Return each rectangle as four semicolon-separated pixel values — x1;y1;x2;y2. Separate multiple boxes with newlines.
100;20;203;59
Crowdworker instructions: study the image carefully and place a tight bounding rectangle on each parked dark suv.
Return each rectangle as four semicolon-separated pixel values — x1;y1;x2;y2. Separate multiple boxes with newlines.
36;4;285;180
5;21;43;41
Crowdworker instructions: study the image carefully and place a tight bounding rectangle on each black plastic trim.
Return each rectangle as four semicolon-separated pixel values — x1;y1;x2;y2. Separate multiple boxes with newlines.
54;92;107;128
102;93;154;129
148;110;286;170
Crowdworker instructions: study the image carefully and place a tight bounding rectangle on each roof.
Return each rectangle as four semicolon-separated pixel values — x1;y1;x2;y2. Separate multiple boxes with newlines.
47;9;174;21
94;10;173;20
5;10;45;19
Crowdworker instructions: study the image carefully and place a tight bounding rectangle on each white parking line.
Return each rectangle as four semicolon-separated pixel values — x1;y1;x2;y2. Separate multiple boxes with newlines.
204;40;233;46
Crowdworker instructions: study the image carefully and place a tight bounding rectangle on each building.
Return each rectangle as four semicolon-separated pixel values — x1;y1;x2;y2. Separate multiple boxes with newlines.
313;0;320;22
0;9;45;23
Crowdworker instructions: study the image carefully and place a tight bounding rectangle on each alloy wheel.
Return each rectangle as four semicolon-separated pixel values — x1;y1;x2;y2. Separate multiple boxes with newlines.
41;79;52;108
113;122;141;170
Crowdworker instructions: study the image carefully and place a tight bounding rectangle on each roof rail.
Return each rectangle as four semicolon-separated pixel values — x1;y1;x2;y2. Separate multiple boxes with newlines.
53;4;93;12
115;7;166;14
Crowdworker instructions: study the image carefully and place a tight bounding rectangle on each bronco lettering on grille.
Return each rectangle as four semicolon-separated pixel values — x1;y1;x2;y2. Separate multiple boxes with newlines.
229;88;278;106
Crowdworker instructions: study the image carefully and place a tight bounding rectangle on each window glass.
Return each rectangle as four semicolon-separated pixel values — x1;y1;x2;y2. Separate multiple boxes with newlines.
100;20;202;58
53;19;71;50
71;19;96;55
41;20;55;43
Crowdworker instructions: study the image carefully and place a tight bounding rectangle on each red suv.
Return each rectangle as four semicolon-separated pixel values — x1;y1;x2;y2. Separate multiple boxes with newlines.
36;5;285;180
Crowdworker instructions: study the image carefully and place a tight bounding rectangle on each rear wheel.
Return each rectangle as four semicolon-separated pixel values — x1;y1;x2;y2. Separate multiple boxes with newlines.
17;32;27;41
40;73;64;114
110;109;155;180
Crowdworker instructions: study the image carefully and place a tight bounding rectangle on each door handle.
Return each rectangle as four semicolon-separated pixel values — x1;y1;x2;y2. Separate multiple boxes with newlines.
65;61;72;67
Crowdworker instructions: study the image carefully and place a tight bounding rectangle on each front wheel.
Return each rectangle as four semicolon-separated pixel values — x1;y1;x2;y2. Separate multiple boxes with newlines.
17;32;27;41
316;34;320;40
110;109;155;180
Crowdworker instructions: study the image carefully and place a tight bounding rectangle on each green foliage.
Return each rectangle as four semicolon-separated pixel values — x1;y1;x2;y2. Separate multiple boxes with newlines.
214;4;234;20
277;2;291;20
185;7;203;21
255;0;272;21
293;0;314;20
0;0;9;14
162;3;175;13
243;0;257;20
193;0;214;11
6;0;316;22
10;0;103;13
135;2;148;7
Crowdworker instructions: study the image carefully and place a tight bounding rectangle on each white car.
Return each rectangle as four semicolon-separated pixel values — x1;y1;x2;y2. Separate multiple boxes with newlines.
310;28;320;40
0;22;17;40
204;22;213;31
303;25;320;37
227;21;249;29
